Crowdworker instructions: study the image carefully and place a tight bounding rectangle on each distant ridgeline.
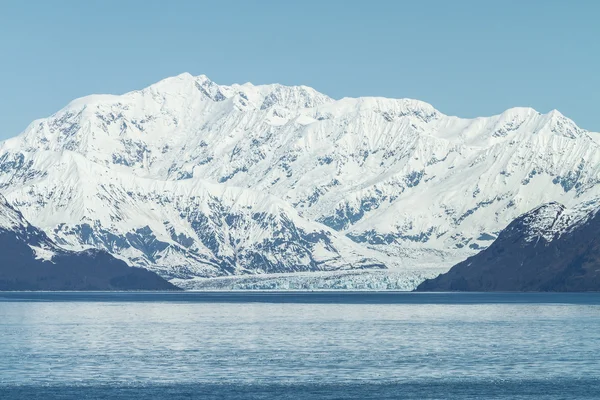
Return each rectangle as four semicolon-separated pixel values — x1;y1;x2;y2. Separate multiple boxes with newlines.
0;195;178;291
417;202;600;292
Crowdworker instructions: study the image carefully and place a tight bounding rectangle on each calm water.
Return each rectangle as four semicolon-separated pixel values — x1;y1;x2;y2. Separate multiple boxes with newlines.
1;292;599;399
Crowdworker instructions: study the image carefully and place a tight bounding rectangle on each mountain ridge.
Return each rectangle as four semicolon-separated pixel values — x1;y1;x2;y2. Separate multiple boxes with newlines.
2;73;600;288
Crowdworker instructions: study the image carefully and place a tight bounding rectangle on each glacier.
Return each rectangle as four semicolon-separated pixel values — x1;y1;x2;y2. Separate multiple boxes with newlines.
172;269;447;291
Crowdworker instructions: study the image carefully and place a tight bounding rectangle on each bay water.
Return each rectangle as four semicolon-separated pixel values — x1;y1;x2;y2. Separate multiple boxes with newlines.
1;292;599;399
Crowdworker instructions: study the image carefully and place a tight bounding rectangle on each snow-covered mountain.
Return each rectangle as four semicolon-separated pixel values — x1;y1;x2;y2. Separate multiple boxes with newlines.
0;151;384;279
417;199;600;291
0;194;177;290
2;73;600;287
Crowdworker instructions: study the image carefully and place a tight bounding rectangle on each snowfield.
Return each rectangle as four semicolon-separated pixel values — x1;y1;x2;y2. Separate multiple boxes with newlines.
2;73;600;289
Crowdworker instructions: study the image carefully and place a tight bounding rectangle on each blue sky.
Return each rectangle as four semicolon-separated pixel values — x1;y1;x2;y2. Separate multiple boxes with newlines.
1;0;598;138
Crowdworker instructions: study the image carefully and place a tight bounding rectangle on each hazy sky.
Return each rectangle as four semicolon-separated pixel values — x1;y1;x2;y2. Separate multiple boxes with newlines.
1;0;598;139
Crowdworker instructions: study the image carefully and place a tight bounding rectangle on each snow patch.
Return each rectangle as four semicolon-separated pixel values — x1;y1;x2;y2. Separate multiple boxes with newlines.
29;245;56;262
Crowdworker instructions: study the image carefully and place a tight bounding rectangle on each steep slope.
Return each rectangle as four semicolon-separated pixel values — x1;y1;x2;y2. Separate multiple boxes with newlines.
2;73;600;284
416;201;600;291
0;195;178;290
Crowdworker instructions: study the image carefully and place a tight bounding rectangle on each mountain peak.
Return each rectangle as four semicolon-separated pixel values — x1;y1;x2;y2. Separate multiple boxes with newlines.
498;106;539;118
543;109;583;139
